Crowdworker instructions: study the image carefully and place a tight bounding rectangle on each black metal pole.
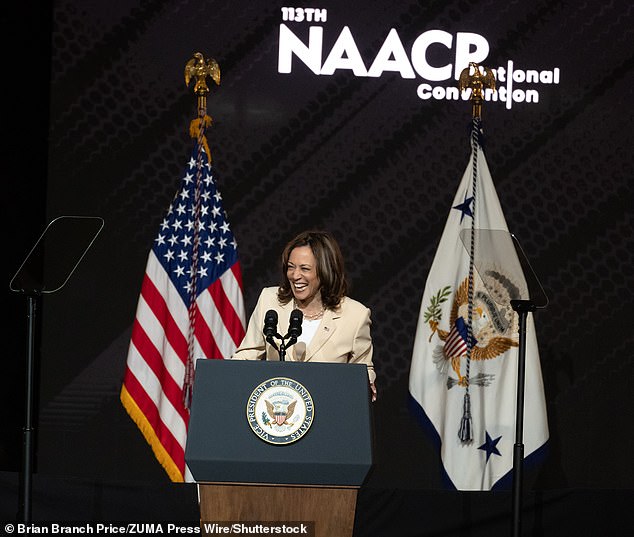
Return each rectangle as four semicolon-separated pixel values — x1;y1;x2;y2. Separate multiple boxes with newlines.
512;310;526;537
510;300;535;537
20;295;37;522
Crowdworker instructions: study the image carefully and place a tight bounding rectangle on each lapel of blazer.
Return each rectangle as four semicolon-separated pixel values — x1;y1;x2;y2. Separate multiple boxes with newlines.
305;306;341;361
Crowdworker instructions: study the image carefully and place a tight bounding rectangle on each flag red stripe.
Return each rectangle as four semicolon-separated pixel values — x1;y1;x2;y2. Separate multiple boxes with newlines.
192;299;223;359
140;274;188;365
445;328;467;357
445;342;466;357
130;319;189;423
231;262;244;289
209;271;246;347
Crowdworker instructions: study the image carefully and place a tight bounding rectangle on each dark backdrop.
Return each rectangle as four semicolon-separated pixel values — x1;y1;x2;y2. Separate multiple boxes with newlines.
4;0;633;534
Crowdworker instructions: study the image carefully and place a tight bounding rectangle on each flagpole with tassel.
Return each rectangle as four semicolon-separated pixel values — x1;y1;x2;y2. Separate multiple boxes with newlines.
182;52;221;409
456;62;496;443
459;62;530;537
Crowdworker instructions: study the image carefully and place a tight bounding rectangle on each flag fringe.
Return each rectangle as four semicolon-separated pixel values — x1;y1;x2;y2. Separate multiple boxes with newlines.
120;385;184;483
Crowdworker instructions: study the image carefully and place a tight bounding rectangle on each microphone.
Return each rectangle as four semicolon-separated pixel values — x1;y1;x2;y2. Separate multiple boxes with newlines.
287;309;303;340
263;310;278;341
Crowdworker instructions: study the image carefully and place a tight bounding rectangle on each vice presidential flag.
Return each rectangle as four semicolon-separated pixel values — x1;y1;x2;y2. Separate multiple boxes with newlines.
408;124;548;490
121;128;246;482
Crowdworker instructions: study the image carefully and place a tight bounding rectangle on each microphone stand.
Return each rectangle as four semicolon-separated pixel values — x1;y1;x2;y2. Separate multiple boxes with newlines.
280;336;298;362
264;309;302;362
278;338;288;362
267;334;298;362
265;334;284;361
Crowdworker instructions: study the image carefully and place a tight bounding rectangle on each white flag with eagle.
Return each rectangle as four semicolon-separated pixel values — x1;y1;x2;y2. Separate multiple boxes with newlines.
408;125;548;490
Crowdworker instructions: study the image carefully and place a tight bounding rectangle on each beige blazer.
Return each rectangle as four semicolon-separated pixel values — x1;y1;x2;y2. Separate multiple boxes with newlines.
232;287;376;382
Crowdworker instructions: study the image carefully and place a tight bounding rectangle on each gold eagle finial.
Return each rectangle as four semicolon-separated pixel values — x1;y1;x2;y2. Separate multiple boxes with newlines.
458;62;496;118
185;52;221;116
185;52;221;160
185;52;220;93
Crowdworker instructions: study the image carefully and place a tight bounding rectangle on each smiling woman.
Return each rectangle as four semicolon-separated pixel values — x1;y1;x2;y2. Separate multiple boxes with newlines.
232;230;377;401
286;246;323;316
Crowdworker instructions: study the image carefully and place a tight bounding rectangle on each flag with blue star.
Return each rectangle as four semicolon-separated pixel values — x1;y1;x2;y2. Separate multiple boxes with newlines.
478;431;502;462
408;123;548;490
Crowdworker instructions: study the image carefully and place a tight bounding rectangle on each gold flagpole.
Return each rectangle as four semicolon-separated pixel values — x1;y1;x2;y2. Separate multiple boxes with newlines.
184;52;221;161
455;61;497;443
182;52;221;408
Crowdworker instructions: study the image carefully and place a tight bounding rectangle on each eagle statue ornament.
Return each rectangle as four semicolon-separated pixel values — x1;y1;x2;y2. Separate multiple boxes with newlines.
458;62;496;118
184;52;220;96
458;62;496;100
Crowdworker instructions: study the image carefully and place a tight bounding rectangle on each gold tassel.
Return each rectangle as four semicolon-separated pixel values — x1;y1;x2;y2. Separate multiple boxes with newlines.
189;115;213;163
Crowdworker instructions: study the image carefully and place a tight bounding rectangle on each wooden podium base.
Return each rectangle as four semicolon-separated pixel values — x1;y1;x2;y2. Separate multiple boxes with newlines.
198;483;358;537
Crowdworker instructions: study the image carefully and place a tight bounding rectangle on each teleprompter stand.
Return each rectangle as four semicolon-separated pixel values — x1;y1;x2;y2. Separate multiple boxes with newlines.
185;360;374;537
460;228;547;537
9;215;104;523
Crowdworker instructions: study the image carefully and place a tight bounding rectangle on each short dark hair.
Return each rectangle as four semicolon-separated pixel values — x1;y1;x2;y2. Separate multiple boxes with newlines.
277;230;348;309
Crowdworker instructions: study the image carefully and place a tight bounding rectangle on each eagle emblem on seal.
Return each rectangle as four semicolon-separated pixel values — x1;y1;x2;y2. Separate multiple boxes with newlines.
425;277;518;388
265;399;297;427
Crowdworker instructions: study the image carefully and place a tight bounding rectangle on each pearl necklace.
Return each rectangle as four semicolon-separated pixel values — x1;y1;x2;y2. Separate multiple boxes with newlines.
294;300;324;320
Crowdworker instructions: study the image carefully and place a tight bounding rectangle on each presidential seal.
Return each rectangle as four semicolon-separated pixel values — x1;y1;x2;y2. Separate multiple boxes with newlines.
246;377;314;445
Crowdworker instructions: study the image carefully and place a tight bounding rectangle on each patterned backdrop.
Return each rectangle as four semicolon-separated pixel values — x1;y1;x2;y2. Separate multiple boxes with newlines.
5;0;634;491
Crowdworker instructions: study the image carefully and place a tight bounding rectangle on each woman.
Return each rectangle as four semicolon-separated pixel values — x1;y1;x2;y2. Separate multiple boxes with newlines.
233;230;377;401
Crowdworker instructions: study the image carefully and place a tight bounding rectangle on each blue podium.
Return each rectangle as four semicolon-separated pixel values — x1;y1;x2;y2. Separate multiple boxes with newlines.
185;359;374;537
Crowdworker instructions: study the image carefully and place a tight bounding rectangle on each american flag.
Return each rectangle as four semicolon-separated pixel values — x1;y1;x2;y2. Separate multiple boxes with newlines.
120;139;246;482
443;317;471;359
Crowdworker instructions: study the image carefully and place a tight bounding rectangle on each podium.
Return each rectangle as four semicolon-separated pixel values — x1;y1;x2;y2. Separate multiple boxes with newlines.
185;360;374;537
